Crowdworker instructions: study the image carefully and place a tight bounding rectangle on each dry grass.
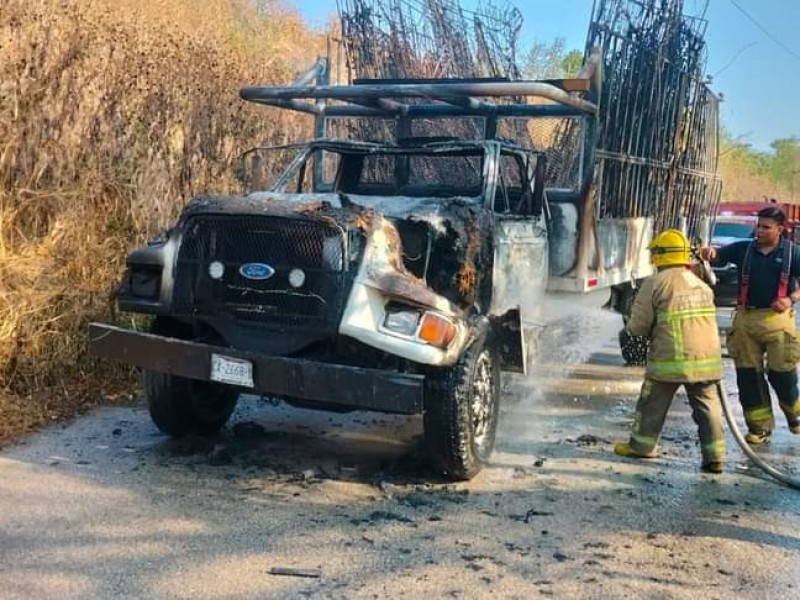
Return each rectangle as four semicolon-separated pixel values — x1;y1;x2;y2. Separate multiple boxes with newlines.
0;0;324;444
719;160;787;202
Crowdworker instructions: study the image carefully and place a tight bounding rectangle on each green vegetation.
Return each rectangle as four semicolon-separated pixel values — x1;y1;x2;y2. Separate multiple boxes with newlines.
522;37;584;79
720;132;800;202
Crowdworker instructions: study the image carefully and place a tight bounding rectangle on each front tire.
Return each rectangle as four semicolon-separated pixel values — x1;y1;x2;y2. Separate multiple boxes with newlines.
424;339;500;480
143;370;239;437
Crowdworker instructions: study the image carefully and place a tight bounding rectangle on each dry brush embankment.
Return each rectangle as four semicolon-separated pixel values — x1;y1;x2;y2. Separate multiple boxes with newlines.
0;0;324;443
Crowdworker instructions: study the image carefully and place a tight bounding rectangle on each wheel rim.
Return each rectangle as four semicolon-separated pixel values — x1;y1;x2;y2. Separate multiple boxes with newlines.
471;350;495;451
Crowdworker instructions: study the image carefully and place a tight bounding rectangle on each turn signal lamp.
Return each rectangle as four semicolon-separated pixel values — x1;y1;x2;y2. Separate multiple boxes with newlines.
418;313;457;348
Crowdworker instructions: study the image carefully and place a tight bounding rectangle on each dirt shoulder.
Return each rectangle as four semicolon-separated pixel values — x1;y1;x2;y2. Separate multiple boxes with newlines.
0;386;135;448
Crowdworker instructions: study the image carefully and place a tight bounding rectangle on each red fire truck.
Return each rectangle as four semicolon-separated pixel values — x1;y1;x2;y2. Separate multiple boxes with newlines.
714;201;800;243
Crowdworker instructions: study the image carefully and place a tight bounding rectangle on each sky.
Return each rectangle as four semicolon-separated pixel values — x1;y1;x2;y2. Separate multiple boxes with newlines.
289;0;800;152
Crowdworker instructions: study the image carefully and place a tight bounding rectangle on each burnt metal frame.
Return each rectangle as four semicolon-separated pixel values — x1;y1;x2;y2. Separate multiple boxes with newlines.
585;0;723;238
240;58;601;204
243;54;586;206
240;63;598;118
239;58;598;137
264;138;543;214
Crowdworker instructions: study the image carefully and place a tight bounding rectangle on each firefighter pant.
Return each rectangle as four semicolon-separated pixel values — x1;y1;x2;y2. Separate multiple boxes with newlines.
628;378;726;463
726;308;800;434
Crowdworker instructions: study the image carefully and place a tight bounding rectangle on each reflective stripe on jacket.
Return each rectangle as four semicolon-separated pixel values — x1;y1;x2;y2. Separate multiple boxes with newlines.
628;266;723;383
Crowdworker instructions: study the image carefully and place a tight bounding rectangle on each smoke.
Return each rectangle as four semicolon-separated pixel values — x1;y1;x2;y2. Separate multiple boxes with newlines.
536;292;624;364
496;295;640;456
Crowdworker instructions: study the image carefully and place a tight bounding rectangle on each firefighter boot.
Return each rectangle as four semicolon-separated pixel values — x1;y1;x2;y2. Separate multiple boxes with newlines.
767;370;800;433
701;461;723;474
744;431;771;445
736;368;774;442
614;442;658;459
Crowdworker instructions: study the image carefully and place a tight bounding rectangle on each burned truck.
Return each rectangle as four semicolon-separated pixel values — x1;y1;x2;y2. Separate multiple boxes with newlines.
89;81;565;480
89;0;722;479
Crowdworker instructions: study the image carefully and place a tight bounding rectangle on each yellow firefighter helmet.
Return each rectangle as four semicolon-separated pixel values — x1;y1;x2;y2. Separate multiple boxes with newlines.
648;229;691;267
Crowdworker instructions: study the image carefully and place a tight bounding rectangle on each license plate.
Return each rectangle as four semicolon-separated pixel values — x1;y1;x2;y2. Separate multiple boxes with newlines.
210;354;254;388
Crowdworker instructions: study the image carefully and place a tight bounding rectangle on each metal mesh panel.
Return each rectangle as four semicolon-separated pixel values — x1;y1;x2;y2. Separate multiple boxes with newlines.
587;0;722;237
175;216;347;326
359;154;395;185
343;153;485;196
497;116;583;190
407;155;483;191
326;114;486;145
338;0;522;81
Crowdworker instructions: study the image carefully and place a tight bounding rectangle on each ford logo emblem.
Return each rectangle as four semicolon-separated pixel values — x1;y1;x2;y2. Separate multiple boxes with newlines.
239;262;275;280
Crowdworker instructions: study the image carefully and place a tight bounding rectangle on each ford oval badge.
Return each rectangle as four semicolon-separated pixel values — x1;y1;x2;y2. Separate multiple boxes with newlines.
239;262;275;280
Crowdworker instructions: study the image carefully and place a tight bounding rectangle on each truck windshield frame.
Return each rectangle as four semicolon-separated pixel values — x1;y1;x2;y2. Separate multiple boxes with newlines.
264;140;538;203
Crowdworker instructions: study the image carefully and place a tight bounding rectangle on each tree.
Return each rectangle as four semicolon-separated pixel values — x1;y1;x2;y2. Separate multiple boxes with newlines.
719;129;800;202
768;137;800;201
560;49;583;78
521;37;582;79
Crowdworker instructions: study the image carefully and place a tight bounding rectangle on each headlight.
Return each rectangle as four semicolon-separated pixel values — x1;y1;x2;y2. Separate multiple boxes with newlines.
288;268;306;288
125;268;161;300
382;305;457;348
383;308;420;336
208;261;225;280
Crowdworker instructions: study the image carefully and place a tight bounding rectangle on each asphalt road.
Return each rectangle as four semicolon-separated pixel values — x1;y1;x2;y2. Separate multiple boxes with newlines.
1;308;799;599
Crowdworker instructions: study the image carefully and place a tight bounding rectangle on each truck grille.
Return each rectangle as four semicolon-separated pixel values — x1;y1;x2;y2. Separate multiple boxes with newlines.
173;215;350;329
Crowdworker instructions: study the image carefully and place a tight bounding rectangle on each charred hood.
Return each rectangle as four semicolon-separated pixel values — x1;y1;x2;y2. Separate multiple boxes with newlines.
181;192;494;311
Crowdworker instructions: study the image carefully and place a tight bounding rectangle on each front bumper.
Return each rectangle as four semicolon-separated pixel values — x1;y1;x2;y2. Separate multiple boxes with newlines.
89;323;424;415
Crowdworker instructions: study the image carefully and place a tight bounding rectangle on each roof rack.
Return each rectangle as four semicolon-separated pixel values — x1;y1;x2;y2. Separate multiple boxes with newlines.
239;58;599;120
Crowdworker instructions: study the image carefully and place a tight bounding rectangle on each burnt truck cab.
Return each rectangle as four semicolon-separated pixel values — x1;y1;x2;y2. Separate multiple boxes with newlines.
90;44;722;474
91;133;552;480
90;56;608;481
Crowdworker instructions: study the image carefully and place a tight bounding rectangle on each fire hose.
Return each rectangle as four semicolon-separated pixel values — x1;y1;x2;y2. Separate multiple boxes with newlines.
717;381;800;490
626;253;800;488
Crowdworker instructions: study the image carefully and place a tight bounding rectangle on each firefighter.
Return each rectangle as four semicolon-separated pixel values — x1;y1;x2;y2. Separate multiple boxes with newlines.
615;229;726;473
700;206;800;445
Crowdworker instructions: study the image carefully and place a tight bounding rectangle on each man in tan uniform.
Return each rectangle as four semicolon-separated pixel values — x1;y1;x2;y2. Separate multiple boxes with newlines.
700;206;800;445
615;229;726;473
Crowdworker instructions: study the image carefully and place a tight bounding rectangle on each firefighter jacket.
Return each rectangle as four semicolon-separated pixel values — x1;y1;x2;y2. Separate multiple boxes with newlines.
628;266;723;383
